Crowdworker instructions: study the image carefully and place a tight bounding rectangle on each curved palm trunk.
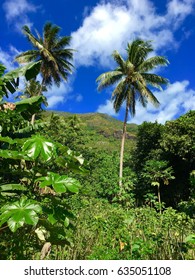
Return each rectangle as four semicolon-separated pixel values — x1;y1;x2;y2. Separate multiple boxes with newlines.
30;79;45;125
119;103;129;189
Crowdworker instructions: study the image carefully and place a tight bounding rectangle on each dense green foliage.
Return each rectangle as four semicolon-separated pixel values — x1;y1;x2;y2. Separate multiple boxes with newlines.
0;33;195;260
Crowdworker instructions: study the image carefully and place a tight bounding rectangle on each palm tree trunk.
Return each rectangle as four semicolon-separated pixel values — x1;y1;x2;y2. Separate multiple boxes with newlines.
119;103;129;189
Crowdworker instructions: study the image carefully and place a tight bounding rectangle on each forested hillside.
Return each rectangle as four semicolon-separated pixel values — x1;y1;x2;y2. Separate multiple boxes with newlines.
0;30;194;260
0;103;194;259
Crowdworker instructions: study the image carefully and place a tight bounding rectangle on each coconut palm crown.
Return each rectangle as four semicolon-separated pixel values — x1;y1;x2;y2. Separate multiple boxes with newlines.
15;22;74;87
96;39;169;188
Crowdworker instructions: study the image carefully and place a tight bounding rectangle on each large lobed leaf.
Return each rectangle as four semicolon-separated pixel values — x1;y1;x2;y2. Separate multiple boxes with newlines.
36;172;80;193
0;196;42;232
22;135;57;161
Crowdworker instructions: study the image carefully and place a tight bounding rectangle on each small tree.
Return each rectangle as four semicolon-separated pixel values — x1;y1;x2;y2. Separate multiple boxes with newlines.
142;160;175;213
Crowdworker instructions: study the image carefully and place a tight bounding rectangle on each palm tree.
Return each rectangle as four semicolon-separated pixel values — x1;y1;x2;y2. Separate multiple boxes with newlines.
22;79;48;124
96;39;169;188
15;22;74;124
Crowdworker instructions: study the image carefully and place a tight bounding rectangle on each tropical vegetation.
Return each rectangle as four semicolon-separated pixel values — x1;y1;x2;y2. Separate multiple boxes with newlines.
96;39;169;187
0;23;194;260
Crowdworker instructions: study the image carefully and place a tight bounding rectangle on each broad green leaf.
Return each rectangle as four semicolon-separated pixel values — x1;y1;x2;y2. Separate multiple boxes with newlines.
22;135;56;161
47;214;57;225
0;197;42;232
15;95;45;115
36;172;80;193
1;62;41;96
3;61;41;82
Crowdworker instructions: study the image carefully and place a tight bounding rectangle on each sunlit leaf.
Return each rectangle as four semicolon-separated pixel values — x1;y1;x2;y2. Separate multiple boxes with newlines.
22;135;56;161
36;172;80;193
0;196;42;232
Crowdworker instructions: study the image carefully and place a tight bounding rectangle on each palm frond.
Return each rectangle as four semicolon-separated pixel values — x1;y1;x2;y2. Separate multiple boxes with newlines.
127;39;153;66
112;51;126;71
113;85;127;113
133;80;159;107
53;36;72;50
138;91;147;108
111;78;126;99
22;25;43;51
15;50;39;63
138;56;169;72
128;88;136;117
44;22;61;49
96;71;123;91
141;73;169;90
54;48;74;61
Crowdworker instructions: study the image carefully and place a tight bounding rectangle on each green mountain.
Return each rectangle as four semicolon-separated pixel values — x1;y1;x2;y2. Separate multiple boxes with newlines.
41;110;138;153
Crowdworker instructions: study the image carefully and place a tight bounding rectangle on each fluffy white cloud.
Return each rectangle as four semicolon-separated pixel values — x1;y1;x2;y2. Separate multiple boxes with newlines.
3;0;38;31
96;80;195;124
97;99;118;116
0;46;20;70
46;82;73;109
45;77;83;109
71;0;194;67
167;0;194;28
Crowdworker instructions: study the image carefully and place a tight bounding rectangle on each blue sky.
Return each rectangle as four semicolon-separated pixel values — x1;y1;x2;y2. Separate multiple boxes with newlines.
0;0;195;124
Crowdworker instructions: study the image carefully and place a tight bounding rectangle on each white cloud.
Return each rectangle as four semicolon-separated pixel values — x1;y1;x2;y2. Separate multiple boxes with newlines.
3;0;38;31
130;80;195;124
0;46;20;70
46;95;64;108
71;0;194;67
166;0;194;28
96;80;195;124
46;82;73;109
97;99;119;116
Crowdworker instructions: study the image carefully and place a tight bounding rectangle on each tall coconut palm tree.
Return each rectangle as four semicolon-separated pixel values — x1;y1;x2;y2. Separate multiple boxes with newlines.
15;22;74;124
96;39;169;188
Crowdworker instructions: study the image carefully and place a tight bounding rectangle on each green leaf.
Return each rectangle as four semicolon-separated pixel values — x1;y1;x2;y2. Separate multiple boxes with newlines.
15;95;45;115
185;234;195;244
0;184;27;192
3;61;41;82
0;149;31;160
47;214;57;225
0;136;24;145
22;135;56;161
64;217;69;227
36;172;80;193
0;197;42;232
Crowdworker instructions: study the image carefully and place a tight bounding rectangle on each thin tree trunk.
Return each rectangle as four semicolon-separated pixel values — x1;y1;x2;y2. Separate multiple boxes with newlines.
157;184;162;214
119;103;129;189
31;113;36;125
